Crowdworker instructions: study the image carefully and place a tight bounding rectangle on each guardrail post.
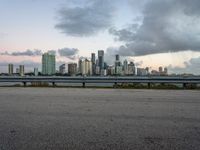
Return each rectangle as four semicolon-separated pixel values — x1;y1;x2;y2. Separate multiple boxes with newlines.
148;83;151;89
183;83;187;89
82;82;86;88
114;82;117;88
23;82;26;87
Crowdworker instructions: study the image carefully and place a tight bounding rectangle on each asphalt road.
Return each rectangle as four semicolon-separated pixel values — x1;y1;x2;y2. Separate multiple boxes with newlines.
0;88;200;150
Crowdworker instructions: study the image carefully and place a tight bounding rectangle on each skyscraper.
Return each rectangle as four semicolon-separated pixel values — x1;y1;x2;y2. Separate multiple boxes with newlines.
68;63;77;76
78;59;82;74
128;62;135;75
116;54;119;61
19;65;24;76
115;54;121;75
81;59;92;76
16;68;19;74
159;66;163;73
123;60;128;75
42;53;56;75
98;50;104;70
91;53;96;75
34;68;38;76
164;67;168;75
8;64;13;75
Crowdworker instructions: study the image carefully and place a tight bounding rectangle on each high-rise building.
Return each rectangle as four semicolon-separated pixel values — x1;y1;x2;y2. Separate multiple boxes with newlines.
128;62;135;75
8;64;14;75
16;68;19;74
34;68;38;76
78;59;82;74
159;66;163;73
98;50;104;70
107;66;115;76
137;68;148;76
145;67;150;75
115;54;120;61
81;59;92;76
68;63;77;76
164;67;168;74
115;54;121;75
19;65;24;76
115;66;123;75
59;64;67;75
95;66;100;75
42;53;56;75
123;60;128;75
151;70;159;76
91;53;96;75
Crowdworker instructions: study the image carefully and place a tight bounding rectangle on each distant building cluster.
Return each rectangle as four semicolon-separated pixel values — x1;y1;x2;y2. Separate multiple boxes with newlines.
5;50;168;76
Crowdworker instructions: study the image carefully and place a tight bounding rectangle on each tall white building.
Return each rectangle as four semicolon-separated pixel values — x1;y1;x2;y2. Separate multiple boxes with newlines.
81;59;92;76
34;68;38;76
19;65;25;76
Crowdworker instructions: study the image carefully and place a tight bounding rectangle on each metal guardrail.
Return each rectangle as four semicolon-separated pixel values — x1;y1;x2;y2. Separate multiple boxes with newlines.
0;76;200;88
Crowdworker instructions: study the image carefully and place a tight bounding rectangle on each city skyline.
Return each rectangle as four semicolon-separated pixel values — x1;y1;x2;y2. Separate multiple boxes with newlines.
1;50;169;77
1;0;200;74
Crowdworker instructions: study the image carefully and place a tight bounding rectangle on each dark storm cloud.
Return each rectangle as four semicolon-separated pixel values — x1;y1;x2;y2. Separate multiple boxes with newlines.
1;49;42;56
55;0;115;36
58;48;79;60
109;0;200;56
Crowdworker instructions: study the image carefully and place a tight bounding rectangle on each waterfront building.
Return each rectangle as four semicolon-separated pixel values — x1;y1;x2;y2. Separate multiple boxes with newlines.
42;53;56;75
123;60;128;75
8;64;14;75
100;69;107;76
114;54;122;75
78;59;82;74
145;67;150;75
159;66;163;73
34;68;38;76
19;65;24;76
107;66;115;76
81;59;92;76
164;67;168;75
137;68;148;76
95;66;100;75
152;66;168;76
115;54;120;61
91;53;96;75
115;66;123;75
16;68;19;74
59;64;67;75
98;50;104;71
151;70;159;75
128;62;136;75
68;63;77;76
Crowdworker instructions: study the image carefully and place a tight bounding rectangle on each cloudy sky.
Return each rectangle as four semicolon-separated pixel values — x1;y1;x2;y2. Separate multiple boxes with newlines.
1;0;200;74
